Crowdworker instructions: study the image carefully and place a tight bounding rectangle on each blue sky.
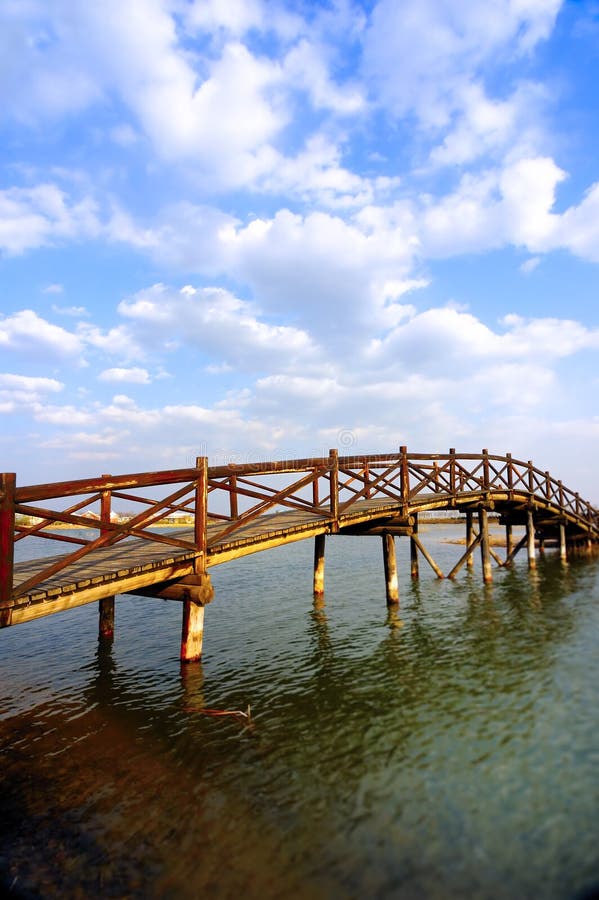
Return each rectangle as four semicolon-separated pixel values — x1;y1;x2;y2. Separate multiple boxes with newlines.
1;0;599;499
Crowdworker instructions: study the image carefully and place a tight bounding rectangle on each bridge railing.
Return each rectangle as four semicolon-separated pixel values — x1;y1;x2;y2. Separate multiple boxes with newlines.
2;449;598;608
2;465;210;605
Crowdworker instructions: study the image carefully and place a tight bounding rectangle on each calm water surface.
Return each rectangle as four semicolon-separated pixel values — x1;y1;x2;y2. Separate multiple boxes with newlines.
1;527;598;899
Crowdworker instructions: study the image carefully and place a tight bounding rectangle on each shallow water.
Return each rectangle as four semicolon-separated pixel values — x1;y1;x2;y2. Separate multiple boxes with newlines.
1;527;598;899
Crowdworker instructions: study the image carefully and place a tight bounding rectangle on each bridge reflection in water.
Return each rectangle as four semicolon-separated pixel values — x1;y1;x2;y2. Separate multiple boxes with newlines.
2;448;597;661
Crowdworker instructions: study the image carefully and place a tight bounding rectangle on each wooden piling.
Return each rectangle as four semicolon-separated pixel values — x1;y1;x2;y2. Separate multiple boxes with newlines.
559;523;567;562
180;601;205;662
98;474;115;639
466;511;474;568
382;533;399;605
313;533;326;599
99;597;115;639
410;513;419;578
505;522;513;561
479;507;493;583
527;509;536;569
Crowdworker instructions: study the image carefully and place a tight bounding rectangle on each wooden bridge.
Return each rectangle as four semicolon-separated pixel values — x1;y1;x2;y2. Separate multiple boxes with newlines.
1;448;598;661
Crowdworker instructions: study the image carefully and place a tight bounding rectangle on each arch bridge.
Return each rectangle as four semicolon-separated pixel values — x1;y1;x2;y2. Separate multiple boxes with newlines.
1;448;597;661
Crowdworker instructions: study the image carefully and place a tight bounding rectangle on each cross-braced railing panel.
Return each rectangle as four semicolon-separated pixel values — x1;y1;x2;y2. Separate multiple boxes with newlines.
6;468;207;602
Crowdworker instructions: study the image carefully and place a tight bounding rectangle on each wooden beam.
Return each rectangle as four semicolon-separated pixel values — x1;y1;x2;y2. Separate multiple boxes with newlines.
504;533;528;567
411;534;444;578
132;573;214;604
448;533;482;579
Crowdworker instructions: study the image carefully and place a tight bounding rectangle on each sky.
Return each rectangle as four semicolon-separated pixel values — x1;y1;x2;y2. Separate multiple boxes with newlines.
1;0;599;501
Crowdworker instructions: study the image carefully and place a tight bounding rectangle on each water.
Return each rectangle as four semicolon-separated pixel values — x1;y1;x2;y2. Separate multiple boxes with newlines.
1;527;598;899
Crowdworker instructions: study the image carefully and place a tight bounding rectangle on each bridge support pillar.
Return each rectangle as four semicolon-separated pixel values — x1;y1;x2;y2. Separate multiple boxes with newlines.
410;514;419;578
181;600;205;663
479;508;493;583
559;524;567;562
527;510;536;569
99;596;115;639
382;533;399;605
313;534;326;600
505;523;513;562
466;512;474;569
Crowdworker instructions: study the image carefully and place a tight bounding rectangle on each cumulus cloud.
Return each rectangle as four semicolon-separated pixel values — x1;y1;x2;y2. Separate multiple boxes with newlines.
118;282;318;370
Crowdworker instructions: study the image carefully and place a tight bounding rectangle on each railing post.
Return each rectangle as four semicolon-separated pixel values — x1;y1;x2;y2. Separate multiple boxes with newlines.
528;461;534;495
545;471;551;502
400;445;409;513
312;467;320;508
449;448;456;496
99;474;115;639
364;459;371;500
229;474;238;520
194;457;208;566
329;449;339;525
482;449;489;491
558;480;564;508
0;473;16;617
506;453;513;493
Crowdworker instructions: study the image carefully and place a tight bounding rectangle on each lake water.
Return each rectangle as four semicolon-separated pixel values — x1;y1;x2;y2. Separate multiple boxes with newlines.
1;526;598;899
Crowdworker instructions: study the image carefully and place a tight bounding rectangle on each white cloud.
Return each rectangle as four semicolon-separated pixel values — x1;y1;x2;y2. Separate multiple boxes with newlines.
0;373;63;393
363;0;561;126
557;182;599;263
118;282;318;370
52;305;90;317
0;184;100;255
0;309;84;359
0;373;64;411
283;38;364;114
520;256;541;274
224;207;419;336
98;367;152;384
257;134;399;207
